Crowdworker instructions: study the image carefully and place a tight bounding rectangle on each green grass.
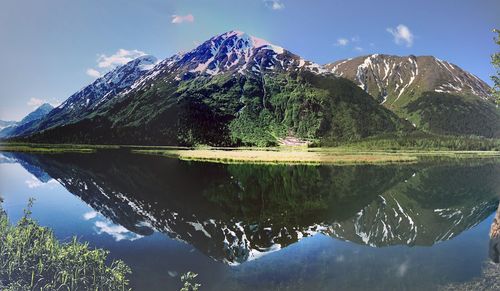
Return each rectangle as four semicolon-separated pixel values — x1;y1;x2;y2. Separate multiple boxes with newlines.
133;147;500;166
0;199;131;290
2;135;500;165
132;148;419;165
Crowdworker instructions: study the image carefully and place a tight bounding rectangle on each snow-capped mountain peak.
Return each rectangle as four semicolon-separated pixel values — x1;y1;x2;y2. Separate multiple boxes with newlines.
7;54;162;137
221;30;285;53
57;54;158;111
168;30;323;76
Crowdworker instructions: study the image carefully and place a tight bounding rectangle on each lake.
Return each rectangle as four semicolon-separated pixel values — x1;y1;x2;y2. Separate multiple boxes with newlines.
0;151;499;290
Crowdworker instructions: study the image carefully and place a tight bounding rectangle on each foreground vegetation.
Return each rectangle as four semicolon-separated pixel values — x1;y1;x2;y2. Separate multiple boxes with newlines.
0;199;131;290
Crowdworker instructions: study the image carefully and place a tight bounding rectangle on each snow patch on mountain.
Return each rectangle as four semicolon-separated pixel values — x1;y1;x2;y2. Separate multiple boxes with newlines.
326;54;492;104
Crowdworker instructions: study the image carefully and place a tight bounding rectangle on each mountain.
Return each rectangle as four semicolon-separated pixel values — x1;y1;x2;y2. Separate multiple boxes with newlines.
0;120;17;131
8;55;158;138
325;54;500;137
22;31;410;146
0;103;54;138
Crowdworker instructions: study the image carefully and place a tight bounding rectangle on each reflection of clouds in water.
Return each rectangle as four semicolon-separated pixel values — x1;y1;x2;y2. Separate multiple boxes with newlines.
83;211;98;220
82;210;143;241
168;271;178;277
335;255;345;262
25;177;59;189
396;260;410;277
94;220;143;242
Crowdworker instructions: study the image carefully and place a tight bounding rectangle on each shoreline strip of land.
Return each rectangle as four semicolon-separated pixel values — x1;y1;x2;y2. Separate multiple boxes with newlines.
1;143;500;165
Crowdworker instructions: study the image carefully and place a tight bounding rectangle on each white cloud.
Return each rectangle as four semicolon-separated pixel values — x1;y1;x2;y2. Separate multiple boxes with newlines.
265;0;285;10
354;46;364;52
84;48;148;78
387;24;414;47
335;36;362;49
26;98;60;108
97;49;146;69
171;14;194;24
25;177;59;189
86;68;101;78
336;38;349;46
27;98;45;108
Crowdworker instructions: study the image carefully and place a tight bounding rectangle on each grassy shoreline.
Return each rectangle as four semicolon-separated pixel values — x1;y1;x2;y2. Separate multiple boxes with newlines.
132;148;419;165
1;142;500;165
132;148;500;165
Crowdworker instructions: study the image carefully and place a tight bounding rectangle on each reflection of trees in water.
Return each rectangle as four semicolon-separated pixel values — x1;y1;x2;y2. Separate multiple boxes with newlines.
3;152;500;264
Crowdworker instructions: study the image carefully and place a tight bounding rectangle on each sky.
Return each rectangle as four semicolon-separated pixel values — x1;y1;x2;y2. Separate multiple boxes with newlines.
0;0;499;121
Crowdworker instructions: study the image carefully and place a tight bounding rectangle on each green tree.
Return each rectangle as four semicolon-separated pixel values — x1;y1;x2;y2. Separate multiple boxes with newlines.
492;29;500;105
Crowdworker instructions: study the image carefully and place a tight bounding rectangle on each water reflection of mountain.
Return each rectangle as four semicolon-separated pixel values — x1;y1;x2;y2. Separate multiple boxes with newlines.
1;152;52;182
2;152;499;265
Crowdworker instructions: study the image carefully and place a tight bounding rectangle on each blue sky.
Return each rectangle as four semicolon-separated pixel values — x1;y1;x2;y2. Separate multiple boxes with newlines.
0;0;499;120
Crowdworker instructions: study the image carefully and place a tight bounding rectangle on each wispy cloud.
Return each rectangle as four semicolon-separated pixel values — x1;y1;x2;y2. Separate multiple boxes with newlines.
264;0;285;10
86;68;101;78
171;14;194;24
97;49;146;69
84;49;147;79
387;24;414;47
396;260;410;277
27;98;46;107
25;177;59;189
336;38;349;46
27;98;60;108
335;36;363;52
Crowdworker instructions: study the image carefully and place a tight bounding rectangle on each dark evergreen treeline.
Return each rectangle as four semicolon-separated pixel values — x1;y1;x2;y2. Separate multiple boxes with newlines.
323;132;500;151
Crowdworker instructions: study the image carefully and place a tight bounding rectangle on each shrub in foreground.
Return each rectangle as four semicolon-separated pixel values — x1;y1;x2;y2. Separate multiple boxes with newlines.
0;199;131;290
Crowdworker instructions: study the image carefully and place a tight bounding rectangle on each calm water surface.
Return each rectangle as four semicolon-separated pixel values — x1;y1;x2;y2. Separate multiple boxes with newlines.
0;151;499;290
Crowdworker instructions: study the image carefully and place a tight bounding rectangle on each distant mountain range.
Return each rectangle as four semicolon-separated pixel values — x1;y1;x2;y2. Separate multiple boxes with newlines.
0;103;53;138
0;120;16;131
3;31;498;145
